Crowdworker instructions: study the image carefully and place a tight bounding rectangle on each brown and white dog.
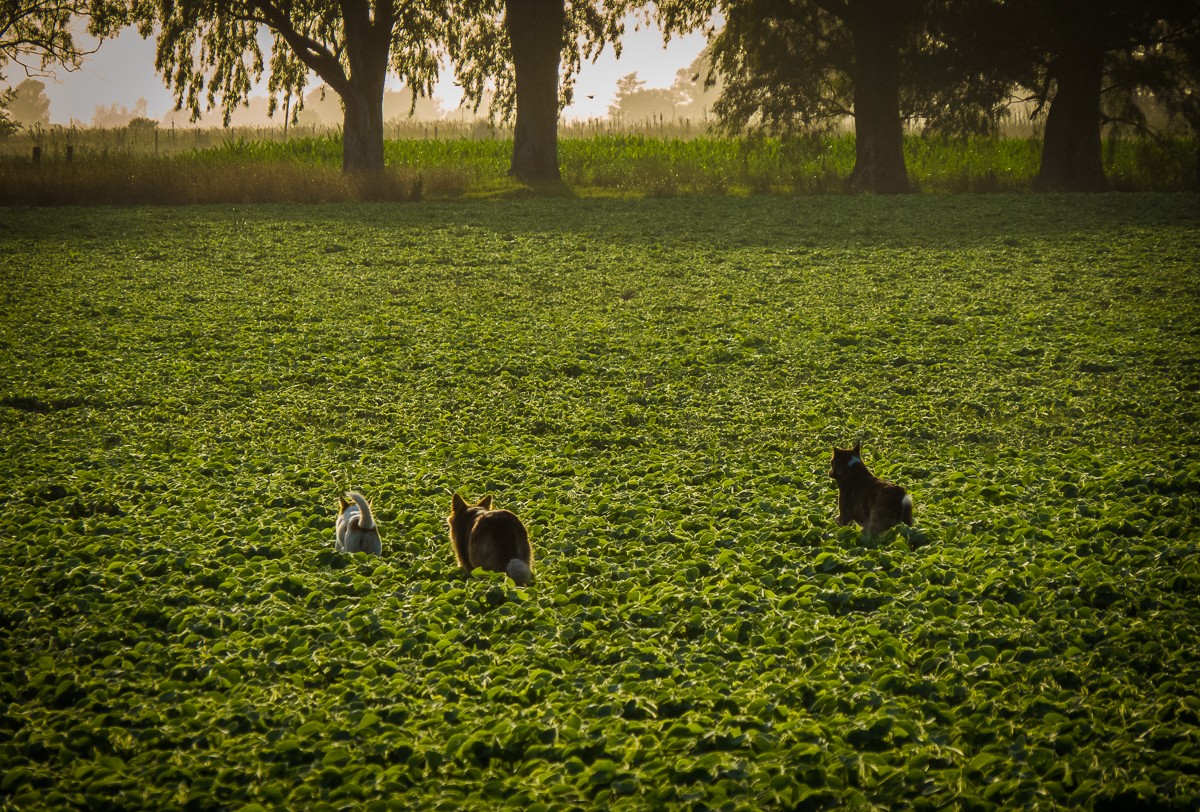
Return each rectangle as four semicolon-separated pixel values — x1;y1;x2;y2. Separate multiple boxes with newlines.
336;491;382;555
829;442;914;534
447;493;533;586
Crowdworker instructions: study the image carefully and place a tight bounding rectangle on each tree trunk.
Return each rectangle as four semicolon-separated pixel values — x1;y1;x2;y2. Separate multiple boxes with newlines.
504;0;565;183
337;3;390;176
341;83;386;175
845;10;909;194
1035;46;1108;191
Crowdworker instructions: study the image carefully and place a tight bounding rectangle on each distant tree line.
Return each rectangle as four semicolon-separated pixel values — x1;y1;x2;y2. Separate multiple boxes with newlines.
606;52;720;125
1;79;50;135
3;0;1198;191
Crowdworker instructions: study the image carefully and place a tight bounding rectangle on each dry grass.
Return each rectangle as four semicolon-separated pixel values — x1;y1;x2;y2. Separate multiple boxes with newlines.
0;158;471;205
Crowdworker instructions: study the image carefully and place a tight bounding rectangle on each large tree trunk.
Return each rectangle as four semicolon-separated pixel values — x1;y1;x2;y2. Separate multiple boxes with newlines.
504;0;565;183
845;8;909;194
337;4;390;176
341;82;386;175
1035;46;1108;191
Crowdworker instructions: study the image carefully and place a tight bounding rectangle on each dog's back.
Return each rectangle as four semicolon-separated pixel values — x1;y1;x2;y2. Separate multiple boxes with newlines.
862;483;913;534
468;510;532;580
448;493;534;586
336;491;382;555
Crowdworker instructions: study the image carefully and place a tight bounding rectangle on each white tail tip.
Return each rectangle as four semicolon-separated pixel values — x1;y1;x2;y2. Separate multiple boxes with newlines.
507;559;533;587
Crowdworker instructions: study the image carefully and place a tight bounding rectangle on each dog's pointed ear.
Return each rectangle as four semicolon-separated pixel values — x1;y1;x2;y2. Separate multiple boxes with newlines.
477;495;493;510
853;440;862;456
338;496;349;513
451;492;467;512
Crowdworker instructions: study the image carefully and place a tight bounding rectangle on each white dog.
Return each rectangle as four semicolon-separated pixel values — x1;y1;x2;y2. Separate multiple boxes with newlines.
336;491;382;555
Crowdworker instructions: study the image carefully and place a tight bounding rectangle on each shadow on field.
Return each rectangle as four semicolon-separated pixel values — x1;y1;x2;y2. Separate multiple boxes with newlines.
115;193;1196;253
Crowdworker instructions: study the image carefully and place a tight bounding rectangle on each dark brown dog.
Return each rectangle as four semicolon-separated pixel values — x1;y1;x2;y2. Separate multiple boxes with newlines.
447;493;534;586
829;442;914;533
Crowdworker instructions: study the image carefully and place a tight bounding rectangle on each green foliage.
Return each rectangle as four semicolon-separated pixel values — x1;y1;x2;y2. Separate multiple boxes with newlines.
0;88;16;137
0;1;93;85
0;77;50;129
667;0;1016;139
448;0;626;122
2;195;1200;809
108;0;449;128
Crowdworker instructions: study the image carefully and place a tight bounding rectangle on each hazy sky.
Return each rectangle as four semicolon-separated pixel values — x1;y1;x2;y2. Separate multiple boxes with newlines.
28;16;708;126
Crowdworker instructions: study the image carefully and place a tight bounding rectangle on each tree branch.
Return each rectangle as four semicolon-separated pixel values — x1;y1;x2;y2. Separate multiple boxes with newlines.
0;0;100;79
811;0;851;23
245;0;349;91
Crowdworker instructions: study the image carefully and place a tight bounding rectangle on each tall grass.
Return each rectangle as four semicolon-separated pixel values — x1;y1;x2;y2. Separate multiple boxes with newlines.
904;136;1043;192
0;157;460;206
0;129;1194;204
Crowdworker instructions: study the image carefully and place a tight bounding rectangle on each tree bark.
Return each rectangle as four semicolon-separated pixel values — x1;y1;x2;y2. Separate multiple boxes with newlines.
504;0;565;183
341;82;386;175
1035;46;1108;191
845;8;909;194
337;0;390;175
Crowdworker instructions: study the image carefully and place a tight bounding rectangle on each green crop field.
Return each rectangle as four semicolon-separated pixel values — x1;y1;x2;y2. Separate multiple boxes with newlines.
1;194;1199;810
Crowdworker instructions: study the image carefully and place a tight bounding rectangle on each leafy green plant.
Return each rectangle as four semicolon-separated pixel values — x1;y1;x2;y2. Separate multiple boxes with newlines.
1;194;1198;809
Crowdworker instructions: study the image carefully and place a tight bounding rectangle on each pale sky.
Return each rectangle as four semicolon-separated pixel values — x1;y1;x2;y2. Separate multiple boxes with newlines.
25;16;708;126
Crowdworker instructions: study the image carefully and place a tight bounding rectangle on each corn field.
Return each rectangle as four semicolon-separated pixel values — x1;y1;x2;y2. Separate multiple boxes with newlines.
0;121;1196;204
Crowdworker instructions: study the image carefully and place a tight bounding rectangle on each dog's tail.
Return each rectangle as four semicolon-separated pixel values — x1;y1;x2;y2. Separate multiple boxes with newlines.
345;491;376;530
901;494;914;526
506;559;533;587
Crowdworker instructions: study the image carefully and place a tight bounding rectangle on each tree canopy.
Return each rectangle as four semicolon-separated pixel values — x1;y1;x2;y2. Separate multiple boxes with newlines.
8;0;1197;191
448;0;627;181
449;0;623;124
924;0;1200;190
659;0;976;192
1;76;51;128
1;0;102;83
94;0;629;180
95;0;451;172
657;0;1200;192
1026;0;1198;190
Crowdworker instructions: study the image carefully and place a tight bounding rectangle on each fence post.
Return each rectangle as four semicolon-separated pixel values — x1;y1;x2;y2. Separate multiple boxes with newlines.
32;146;41;164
